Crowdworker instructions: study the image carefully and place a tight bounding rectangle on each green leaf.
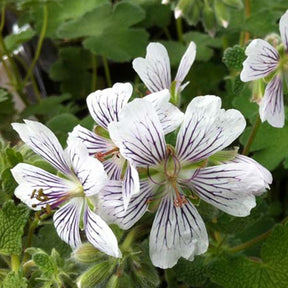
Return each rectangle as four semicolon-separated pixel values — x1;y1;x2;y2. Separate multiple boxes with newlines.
32;0;108;38
209;223;288;288
4;29;36;53
58;2;148;62
183;31;222;62
0;89;8;103
32;251;57;276
240;119;288;171
0;201;30;255
223;45;246;71
1;271;27;288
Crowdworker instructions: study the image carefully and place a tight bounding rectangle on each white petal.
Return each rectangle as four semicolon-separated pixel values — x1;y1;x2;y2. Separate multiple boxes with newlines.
259;75;285;128
67;135;108;196
53;198;83;249
108;99;166;167
84;206;120;258
103;156;123;180
11;163;75;210
99;180;152;229
175;42;196;91
149;188;208;269
227;155;272;195
279;10;288;50
176;96;246;163
145;89;184;134
240;39;279;82
71;125;115;155
87;82;132;129
187;163;270;217
132;42;171;92
12;120;71;175
123;163;140;210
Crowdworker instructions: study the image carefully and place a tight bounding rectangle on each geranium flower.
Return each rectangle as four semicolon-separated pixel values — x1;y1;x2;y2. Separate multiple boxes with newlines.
240;10;288;128
11;120;120;257
100;96;272;268
72;82;183;209
132;42;196;97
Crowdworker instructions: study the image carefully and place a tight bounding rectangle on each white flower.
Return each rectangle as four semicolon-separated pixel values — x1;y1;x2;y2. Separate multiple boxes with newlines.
132;42;196;95
240;10;288;128
72;82;183;209
100;96;272;269
11;120;120;258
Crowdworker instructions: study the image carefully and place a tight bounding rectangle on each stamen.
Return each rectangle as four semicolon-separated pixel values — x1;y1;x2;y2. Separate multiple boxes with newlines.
94;147;119;162
171;181;187;207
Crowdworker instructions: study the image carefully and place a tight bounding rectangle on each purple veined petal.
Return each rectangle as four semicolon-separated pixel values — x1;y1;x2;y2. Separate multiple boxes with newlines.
98;180;152;229
225;155;272;195
11;163;75;210
123;163;140;210
145;89;184;134
176;96;246;163
240;39;279;82
259;75;285;128
66;135;108;197
108;99;167;167
174;41;196;92
149;186;208;269
279;10;288;51
53;198;83;249
84;205;121;258
103;156;124;180
132;42;171;92
186;163;270;217
12;120;72;175
87;82;132;129
71;125;116;155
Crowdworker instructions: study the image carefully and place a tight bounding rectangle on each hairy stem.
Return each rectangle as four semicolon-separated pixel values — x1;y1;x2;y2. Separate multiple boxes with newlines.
91;53;97;91
242;115;261;155
102;55;112;87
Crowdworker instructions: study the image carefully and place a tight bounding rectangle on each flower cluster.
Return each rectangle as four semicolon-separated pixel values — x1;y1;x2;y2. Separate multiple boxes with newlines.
11;41;272;269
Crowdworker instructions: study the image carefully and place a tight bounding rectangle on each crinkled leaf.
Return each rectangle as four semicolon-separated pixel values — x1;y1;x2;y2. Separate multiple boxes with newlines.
209;224;288;288
223;45;246;71
1;271;27;288
32;251;57;277
0;200;30;255
58;2;148;62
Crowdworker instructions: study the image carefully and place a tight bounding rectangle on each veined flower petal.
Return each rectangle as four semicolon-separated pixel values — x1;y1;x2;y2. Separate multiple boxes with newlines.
186;163;270;217
132;42;171;92
280;10;288;51
123;163;140;210
145;89;184;134
99;180;152;229
71;125;115;155
103;156;123;180
87;82;132;129
175;42;196;91
240;39;279;82
12;120;72;175
53;198;83;249
11;163;75;210
149;188;208;269
84;206;121;258
67;135;108;196
259;75;285;128
108;99;166;167
176;96;246;163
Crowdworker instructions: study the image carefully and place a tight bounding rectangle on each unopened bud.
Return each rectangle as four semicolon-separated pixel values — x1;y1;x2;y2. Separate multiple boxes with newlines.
265;33;281;49
203;3;217;37
222;0;243;9
73;243;103;264
214;0;230;28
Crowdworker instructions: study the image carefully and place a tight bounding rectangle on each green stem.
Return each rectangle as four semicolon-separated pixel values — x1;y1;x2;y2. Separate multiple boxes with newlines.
102;55;112;87
163;27;172;41
165;269;178;288
23;5;48;102
11;255;20;272
242;115;261;155
176;17;184;43
91;53;97;91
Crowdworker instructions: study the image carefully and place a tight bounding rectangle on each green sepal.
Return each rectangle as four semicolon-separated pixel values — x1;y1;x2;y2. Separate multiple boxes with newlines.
73;243;106;264
214;0;230;28
208;147;239;165
94;125;110;139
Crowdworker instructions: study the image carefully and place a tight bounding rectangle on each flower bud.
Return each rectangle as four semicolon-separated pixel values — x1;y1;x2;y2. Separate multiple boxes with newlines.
73;243;103;264
222;0;243;9
214;0;230;28
203;2;217;37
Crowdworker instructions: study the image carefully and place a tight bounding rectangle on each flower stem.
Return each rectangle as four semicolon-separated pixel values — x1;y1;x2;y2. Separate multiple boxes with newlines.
91;53;97;91
23;5;48;102
102;55;112;87
176;17;184;44
165;269;178;287
242;115;261;155
11;255;20;272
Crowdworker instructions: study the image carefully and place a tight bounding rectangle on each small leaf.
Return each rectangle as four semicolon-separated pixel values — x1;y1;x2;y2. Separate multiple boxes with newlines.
0;201;30;255
223;45;246;71
1;271;27;288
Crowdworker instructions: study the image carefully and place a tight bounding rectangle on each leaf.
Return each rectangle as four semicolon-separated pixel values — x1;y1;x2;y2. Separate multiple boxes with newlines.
240;119;288;171
0;89;8;103
0;201;30;255
183;31;222;62
58;2;148;62
223;45;246;71
208;223;288;288
31;0;108;38
32;251;57;277
4;29;36;53
1;271;27;288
